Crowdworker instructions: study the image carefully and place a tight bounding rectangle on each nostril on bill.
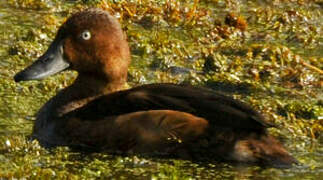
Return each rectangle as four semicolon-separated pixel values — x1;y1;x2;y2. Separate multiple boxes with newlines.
41;56;49;63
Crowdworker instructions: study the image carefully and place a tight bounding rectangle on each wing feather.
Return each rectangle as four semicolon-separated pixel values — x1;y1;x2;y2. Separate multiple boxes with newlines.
67;83;273;130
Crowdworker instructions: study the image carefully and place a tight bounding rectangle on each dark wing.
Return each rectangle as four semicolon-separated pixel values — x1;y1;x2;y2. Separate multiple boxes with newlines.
61;110;208;153
68;83;274;130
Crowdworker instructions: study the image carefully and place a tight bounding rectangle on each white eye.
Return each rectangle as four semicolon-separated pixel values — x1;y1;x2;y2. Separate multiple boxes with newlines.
81;30;91;40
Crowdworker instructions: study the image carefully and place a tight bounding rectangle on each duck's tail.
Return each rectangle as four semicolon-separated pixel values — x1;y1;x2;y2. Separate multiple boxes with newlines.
231;134;297;168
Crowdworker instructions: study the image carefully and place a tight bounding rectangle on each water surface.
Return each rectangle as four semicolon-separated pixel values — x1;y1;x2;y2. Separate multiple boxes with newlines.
0;0;322;179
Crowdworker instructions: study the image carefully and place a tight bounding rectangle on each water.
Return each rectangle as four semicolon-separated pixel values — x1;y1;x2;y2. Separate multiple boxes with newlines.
0;0;322;179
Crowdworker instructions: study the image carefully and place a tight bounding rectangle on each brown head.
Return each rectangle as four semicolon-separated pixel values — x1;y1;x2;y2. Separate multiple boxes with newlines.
14;9;131;87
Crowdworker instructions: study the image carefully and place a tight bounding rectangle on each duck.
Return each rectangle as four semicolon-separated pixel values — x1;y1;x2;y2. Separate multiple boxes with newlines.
14;8;297;167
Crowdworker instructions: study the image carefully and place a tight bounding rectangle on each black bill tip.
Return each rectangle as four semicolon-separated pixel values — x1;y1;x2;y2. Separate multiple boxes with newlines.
14;72;26;82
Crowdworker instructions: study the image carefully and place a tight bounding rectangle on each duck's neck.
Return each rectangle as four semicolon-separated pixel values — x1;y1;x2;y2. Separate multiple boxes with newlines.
72;74;126;97
38;74;126;119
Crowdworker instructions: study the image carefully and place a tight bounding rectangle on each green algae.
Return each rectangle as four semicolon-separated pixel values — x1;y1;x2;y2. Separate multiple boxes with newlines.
0;0;322;179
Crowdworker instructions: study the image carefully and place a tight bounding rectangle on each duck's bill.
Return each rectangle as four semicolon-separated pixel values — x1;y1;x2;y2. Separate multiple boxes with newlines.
14;40;70;82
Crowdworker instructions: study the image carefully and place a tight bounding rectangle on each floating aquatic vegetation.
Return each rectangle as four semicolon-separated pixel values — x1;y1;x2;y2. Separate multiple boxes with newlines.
0;0;322;179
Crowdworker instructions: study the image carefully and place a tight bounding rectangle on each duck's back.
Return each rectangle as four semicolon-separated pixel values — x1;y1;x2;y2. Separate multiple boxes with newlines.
70;83;273;131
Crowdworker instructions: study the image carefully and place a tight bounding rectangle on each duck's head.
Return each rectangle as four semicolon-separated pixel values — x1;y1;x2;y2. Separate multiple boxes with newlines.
14;9;130;86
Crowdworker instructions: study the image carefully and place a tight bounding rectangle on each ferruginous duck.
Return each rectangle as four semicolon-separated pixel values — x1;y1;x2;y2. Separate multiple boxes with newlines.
14;9;297;167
